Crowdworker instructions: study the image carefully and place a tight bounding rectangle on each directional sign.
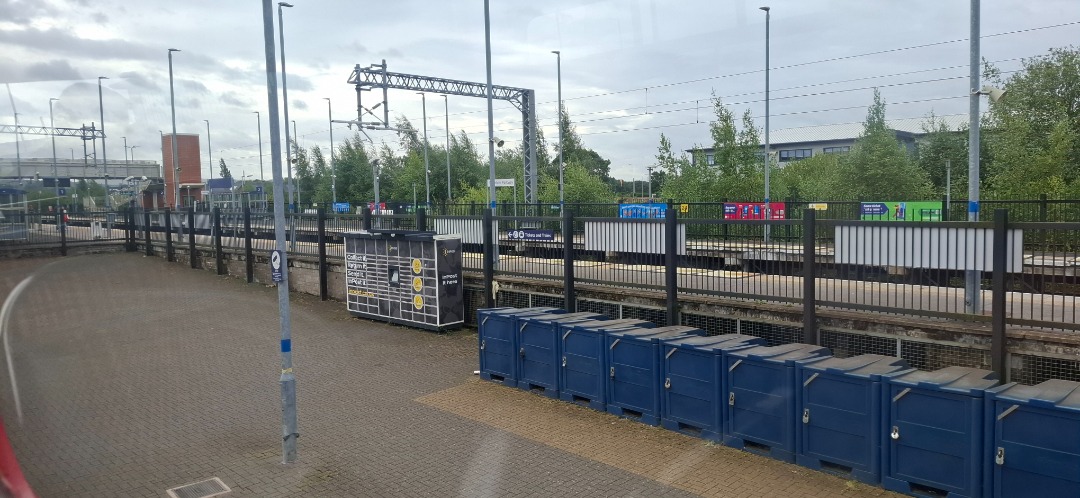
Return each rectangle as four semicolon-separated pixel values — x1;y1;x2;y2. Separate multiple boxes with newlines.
255;185;263;193
58;188;66;196
506;229;554;241
487;178;515;187
270;250;283;283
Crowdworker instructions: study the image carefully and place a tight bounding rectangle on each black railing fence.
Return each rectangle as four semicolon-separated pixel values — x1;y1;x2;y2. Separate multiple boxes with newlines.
6;202;1079;382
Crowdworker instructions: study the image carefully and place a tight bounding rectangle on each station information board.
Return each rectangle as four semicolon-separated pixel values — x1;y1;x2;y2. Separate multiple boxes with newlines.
343;230;464;331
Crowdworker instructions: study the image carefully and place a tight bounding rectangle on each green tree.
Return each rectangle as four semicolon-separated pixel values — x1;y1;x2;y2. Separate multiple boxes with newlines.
218;158;233;180
538;162;616;204
983;46;1080;199
554;108;611;181
914;113;968;199
844;89;932;200
773;153;849;201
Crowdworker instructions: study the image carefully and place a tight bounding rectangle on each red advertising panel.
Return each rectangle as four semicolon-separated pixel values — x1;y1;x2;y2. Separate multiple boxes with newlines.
722;202;786;220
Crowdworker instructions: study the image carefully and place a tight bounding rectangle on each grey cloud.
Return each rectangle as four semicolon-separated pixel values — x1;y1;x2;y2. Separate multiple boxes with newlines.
178;79;210;94
219;92;248;108
285;74;313;92
117;71;159;91
0;0;57;24
292;100;308;111
91;11;107;24
0;58;81;83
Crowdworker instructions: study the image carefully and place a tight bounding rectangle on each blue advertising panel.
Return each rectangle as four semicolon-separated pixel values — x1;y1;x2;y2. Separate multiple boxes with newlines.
619;203;667;219
333;202;352;213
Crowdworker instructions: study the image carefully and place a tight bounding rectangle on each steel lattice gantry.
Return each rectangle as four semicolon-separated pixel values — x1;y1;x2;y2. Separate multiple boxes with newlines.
347;63;539;205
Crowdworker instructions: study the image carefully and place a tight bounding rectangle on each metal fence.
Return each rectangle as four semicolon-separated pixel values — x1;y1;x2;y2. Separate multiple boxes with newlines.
7;203;1078;383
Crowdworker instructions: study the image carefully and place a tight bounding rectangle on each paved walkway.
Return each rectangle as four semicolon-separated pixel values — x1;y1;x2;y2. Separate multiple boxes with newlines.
0;253;897;497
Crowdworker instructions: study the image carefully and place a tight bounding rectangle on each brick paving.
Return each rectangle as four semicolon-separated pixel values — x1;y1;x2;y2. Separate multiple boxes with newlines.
0;253;898;497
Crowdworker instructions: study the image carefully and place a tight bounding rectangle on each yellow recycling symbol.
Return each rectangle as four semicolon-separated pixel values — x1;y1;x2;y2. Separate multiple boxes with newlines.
412;276;423;293
412;294;424;310
412;258;422;274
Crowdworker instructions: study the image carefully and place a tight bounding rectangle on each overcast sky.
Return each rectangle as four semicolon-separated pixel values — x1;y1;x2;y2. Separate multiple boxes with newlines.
2;0;1079;182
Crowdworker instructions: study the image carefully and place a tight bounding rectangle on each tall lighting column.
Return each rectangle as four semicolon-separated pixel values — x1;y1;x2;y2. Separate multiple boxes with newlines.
418;92;431;208
760;6;771;242
98;76;110;210
442;94;451;201
552;50;564;209
323;98;336;204
168;49;181;208
49;98;60;215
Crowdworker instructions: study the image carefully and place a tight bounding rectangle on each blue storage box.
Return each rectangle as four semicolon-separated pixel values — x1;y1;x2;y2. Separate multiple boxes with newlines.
558;318;656;411
660;334;766;441
984;379;1080;498
516;312;605;397
477;307;562;386
882;366;998;498
723;343;831;462
606;326;703;425
795;354;912;485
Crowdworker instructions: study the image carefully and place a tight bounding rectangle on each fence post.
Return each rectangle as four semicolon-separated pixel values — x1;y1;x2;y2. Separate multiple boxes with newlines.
318;208;328;301
144;210;153;256
187;207;197;269
362;207;372;231
213;207;224;275
59;211;67;257
991;208;1009;381
941;195;950;221
802;209;818;345
483;208;495;308
417;208;427;232
164;209;174;262
244;207;253;283
563;208;576;312
665;207;679;326
1038;193;1048;222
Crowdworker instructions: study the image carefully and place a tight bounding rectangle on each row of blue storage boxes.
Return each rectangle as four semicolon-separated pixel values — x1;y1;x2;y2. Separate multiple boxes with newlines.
476;307;1080;498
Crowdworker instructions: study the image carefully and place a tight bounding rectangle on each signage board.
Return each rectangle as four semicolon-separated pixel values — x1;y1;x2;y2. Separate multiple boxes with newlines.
487;178;516;187
618;203;667;219
722;202;787;220
333;202;351;213
507;229;555;241
270;250;283;283
860;201;942;221
808;203;828;210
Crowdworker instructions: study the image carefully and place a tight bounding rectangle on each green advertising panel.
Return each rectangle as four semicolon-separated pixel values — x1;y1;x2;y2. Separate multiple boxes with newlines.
859;201;943;221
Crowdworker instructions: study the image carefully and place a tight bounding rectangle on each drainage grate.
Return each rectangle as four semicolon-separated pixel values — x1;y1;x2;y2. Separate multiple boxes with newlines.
166;477;231;498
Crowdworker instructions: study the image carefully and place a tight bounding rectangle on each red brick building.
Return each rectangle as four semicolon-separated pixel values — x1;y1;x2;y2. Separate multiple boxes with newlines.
161;133;204;208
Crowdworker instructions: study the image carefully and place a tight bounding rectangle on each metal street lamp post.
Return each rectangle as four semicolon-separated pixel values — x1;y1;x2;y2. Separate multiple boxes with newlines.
168;49;181;209
418;92;431;208
254;111;265;183
98;76;110;212
278;1;295;216
123;136;129;165
760;6;771;242
49;98;60;217
442;95;451;202
552;50;564;209
323;98;336;204
205;119;213;185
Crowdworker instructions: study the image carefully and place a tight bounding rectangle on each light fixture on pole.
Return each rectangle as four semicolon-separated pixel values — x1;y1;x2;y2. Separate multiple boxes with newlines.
278;1;295;214
97;76;110;210
49;98;60;216
168;49;181;209
646;166;654;200
254;111;265;183
442;94;451;202
484;0;496;211
129;145;138;161
552;50;564;209
122;136;129;165
418;92;431;208
760;6;771;241
323;97;336;204
204;119;213;184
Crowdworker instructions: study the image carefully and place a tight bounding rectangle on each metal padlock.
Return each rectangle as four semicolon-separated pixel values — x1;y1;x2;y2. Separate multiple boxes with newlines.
561;356;567;367
728;392;735;406
802;408;810;424
664;378;671;389
480;340;485;351
891;426;900;440
995;447;1005;465
609;366;615;378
